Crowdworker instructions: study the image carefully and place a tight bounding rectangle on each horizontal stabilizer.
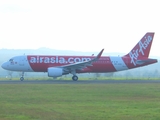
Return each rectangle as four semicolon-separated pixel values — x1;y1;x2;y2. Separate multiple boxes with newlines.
136;59;157;65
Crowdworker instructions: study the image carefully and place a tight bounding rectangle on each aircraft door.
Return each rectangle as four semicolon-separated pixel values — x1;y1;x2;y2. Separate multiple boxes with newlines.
19;56;25;66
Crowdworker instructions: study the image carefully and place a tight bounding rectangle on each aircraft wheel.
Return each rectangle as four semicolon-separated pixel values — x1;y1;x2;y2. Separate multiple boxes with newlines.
72;75;78;81
20;77;24;81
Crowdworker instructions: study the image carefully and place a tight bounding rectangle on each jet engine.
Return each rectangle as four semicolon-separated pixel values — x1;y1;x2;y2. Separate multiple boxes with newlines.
48;67;63;77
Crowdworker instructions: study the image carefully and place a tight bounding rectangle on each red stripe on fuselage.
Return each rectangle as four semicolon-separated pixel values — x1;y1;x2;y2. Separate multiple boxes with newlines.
27;56;117;73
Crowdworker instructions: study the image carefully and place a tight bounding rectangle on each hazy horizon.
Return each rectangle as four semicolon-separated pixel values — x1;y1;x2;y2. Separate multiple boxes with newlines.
0;1;160;56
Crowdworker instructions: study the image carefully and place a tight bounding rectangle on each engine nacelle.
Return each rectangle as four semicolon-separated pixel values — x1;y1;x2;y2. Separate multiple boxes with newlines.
48;67;63;77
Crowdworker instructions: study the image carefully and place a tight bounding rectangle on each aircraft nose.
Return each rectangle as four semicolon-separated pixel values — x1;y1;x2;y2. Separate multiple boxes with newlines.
1;62;8;70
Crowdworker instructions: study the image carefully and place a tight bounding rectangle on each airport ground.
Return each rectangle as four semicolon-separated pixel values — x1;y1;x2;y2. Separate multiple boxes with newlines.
1;79;160;84
0;79;160;120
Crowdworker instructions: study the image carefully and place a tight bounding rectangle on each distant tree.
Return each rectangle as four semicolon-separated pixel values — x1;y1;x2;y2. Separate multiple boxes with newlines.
7;71;13;80
18;72;22;77
150;69;159;78
124;71;132;79
94;73;101;80
142;70;153;79
104;72;114;78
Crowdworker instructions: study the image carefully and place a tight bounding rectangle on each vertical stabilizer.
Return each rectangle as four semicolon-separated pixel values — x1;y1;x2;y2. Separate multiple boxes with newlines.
124;32;154;59
124;32;155;66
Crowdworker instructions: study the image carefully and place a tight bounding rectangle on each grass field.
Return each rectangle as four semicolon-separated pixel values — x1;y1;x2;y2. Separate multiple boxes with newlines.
0;83;160;120
1;77;160;81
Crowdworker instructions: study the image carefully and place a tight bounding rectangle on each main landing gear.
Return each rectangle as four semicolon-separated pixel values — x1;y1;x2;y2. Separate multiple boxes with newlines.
20;77;24;81
71;70;78;81
72;75;78;81
20;72;24;81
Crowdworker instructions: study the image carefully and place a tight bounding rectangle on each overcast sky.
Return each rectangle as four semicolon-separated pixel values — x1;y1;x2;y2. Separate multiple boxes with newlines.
0;0;159;56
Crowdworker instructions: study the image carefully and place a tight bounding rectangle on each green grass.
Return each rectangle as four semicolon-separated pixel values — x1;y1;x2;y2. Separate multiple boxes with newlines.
1;76;160;81
0;83;160;120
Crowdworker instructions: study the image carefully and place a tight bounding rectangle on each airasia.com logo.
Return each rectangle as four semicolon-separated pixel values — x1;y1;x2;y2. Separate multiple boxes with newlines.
129;35;152;66
29;56;91;64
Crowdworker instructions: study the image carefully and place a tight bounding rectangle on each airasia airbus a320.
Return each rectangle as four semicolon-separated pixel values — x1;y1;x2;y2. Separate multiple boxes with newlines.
1;33;158;81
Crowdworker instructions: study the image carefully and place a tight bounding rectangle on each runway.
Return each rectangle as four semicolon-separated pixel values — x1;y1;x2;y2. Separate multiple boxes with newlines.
0;80;160;84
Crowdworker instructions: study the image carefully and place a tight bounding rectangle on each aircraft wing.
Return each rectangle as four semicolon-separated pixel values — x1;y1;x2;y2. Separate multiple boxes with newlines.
59;49;104;72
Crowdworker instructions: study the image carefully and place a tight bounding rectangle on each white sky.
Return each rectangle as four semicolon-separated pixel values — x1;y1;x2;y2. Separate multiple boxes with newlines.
0;0;159;56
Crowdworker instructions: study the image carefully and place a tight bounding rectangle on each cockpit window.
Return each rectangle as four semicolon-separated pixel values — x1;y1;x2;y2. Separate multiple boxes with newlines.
9;59;13;62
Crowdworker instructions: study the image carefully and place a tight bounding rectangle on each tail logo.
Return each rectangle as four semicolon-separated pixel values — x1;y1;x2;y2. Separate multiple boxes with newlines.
129;35;153;66
139;36;152;55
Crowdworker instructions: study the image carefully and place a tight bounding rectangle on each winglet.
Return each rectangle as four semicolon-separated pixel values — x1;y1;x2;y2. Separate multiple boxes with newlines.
92;49;104;61
97;49;104;59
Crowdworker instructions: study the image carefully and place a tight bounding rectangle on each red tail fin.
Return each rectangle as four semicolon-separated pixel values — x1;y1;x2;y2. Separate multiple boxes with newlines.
124;32;154;59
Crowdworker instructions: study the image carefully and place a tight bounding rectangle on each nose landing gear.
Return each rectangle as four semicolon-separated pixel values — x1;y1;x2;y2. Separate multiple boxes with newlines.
20;77;24;81
20;72;24;81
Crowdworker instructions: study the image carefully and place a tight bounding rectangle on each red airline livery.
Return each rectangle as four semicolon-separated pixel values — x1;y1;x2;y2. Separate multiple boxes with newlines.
1;32;158;81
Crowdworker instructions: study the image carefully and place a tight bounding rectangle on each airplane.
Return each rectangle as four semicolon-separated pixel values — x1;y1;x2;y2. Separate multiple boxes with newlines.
1;32;158;81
